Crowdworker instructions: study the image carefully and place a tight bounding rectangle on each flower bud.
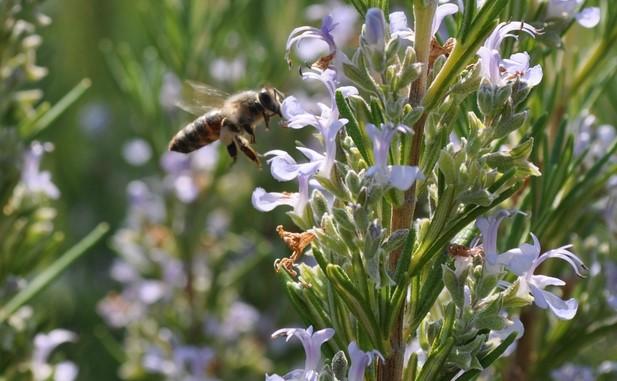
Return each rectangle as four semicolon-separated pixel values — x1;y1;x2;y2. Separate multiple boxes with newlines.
331;351;348;380
477;80;511;117
364;8;386;49
362;8;386;72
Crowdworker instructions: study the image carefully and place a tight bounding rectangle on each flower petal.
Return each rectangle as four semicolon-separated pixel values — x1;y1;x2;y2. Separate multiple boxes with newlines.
251;188;298;212
432;3;459;36
530;284;578;320
388;165;423;191
576;7;601;28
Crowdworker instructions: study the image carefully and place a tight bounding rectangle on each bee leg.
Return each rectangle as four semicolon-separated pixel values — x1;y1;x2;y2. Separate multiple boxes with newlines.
234;136;260;167
241;124;256;143
262;112;271;131
226;142;238;164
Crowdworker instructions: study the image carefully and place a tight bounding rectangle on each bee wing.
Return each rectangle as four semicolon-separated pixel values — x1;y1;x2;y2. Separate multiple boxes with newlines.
175;80;230;116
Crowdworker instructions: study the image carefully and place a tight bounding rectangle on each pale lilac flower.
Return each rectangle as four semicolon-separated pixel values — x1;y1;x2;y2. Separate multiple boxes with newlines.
281;69;355;178
122;138;152;166
78;102;110;136
143;346;176;376
305;1;358;47
389;5;457;42
364;8;386;50
32;329;78;381
267;326;335;381
499;234;587;319
347;342;383;381
432;3;459;36
365;123;423;191
603;261;617;310
53;362;78;381
265;149;323;182
286;15;338;67
546;0;600;28
209;57;246;83
160;144;219;203
174;345;217;380
159;72;182;112
476;210;518;271
551;363;594;381
477;22;542;88
487;315;524;356
253;146;322;215
126;180;166;225
97;292;145;328
21;141;59;199
439;0;486;12
209;301;260;341
389;11;413;41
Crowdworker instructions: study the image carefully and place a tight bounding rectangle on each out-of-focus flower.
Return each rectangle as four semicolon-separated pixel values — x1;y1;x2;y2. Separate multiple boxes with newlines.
97;292;145;328
347;342;383;381
32;329;78;381
122;138;152;166
286;15;338;68
160;143;219;203
126;180;166;225
159;72;182;112
477;22;542;88
603;260;617;310
305;0;358;46
21;141;59;199
209;57;246;83
366;123;423;191
551;363;595;381
78;102;110;136
173;345;217;380
546;0;601;28
267;326;335;381
499;234;586;319
206;301;260;341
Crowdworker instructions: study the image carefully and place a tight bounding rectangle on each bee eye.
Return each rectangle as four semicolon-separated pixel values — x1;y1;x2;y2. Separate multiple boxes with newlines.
259;89;279;114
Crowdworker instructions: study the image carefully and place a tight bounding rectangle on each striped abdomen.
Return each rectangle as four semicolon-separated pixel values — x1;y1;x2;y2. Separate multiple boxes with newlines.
168;112;223;153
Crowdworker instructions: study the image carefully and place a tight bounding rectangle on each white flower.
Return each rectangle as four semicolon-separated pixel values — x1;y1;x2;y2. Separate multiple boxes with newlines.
21;141;60;199
266;326;335;381
122;138;152;166
477;22;542;88
499;234;587;320
32;330;78;381
281;69;355;179
365;123;423;191
476;210;518;272
546;0;600;28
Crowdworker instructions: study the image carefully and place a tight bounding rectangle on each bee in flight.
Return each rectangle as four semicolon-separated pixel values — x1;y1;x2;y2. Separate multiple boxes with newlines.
168;81;284;166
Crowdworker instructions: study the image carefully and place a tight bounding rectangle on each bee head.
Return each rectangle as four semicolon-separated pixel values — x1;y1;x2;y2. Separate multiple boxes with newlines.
259;87;284;117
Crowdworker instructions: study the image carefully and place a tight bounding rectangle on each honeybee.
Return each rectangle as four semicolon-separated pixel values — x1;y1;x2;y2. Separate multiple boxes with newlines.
447;244;484;258
168;81;284;166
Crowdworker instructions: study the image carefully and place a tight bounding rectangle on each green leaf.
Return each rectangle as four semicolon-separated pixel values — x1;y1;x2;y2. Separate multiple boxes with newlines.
336;90;372;165
0;223;109;324
326;264;386;352
19;78;91;139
